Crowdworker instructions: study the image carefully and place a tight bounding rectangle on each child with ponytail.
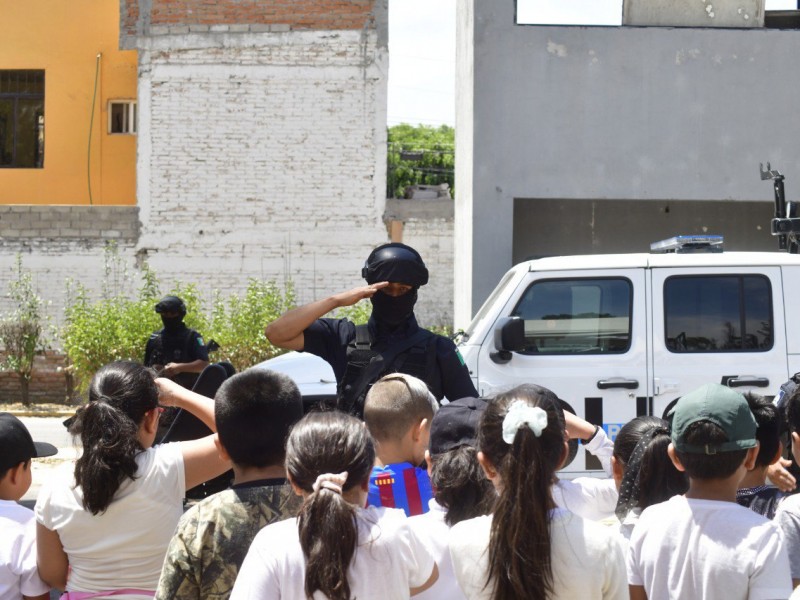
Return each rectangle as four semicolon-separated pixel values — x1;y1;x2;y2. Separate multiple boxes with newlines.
35;361;229;598
448;384;626;600
611;416;688;541
231;411;438;600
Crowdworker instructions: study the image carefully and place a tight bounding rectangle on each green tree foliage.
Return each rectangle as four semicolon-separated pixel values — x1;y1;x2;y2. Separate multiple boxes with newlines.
206;279;296;372
62;268;161;393
387;124;455;199
0;255;48;405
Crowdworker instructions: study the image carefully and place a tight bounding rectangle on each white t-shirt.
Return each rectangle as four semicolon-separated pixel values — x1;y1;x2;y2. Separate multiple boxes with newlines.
774;493;800;581
553;477;618;522
448;508;627;600
628;495;793;600
230;505;434;600
617;507;641;546
552;428;618;522
35;443;186;598
407;499;466;600
0;500;49;599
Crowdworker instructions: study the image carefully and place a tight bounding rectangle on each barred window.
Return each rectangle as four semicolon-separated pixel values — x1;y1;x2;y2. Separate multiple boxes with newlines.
0;70;45;168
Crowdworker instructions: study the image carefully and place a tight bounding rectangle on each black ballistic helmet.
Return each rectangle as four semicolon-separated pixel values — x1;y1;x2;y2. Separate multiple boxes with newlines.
362;243;429;287
155;295;187;316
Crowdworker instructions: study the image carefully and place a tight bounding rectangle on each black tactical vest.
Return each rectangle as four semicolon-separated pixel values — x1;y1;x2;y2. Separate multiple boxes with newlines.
146;326;200;389
337;324;439;417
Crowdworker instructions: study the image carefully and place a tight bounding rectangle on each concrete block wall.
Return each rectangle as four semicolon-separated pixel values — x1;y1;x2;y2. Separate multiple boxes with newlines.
0;206;138;241
0;207;140;329
385;199;455;327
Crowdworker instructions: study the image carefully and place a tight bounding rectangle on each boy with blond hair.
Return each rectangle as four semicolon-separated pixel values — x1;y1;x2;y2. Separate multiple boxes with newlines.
363;373;437;516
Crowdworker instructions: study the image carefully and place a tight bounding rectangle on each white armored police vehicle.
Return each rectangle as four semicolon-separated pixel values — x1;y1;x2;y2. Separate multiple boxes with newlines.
457;236;800;474
458;164;800;474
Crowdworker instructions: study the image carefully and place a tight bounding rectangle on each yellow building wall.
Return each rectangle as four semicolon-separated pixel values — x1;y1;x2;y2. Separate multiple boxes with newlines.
0;0;137;205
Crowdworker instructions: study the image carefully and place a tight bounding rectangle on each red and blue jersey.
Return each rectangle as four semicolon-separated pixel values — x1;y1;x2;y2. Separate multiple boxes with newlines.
367;462;433;517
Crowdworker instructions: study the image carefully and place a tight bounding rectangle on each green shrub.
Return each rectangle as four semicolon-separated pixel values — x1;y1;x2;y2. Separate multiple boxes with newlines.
62;270;161;393
206;279;296;372
62;250;296;391
0;256;49;405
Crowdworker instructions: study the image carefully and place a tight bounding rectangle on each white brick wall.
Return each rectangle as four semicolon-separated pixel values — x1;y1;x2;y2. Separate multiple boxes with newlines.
0;241;139;333
398;218;455;328
137;30;390;308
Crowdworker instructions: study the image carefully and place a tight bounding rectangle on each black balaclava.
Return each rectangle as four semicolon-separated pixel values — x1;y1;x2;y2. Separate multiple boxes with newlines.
161;314;184;333
370;289;418;327
155;295;186;334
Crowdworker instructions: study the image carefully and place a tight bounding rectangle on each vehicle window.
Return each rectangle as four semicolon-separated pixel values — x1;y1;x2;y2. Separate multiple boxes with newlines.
510;278;632;354
664;275;773;353
464;269;516;340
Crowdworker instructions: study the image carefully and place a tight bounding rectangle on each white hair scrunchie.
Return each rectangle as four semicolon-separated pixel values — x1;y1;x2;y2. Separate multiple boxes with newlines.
312;471;349;495
502;401;549;444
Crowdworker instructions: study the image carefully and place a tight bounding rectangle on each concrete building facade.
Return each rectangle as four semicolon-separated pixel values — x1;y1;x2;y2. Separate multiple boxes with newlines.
455;0;800;327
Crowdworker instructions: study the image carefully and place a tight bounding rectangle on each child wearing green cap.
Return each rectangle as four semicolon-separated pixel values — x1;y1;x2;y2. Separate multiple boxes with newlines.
627;383;792;600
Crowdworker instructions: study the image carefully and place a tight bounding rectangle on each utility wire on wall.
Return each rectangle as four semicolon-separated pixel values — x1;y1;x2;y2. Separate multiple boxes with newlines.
87;53;101;206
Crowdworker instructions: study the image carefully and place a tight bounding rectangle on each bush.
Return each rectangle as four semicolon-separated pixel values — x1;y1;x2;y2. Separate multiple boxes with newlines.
62;250;296;392
0;256;49;405
206;279;296;372
62;269;161;393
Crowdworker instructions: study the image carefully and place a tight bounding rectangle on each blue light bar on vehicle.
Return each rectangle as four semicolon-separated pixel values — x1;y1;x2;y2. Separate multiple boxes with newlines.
650;235;724;254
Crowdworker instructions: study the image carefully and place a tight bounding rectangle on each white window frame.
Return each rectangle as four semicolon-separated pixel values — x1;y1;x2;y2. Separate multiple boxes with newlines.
108;100;137;135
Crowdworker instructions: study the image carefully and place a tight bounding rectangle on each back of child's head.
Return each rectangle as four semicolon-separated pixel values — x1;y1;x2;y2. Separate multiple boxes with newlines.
785;385;800;435
70;361;159;514
479;383;566;600
743;391;781;468
427;397;495;526
670;383;758;481
286;411;375;600
614;416;687;520
0;412;57;484
214;368;302;468
363;373;436;443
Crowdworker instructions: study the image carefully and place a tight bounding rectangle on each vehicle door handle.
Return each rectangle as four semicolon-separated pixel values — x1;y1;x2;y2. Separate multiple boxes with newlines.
727;377;770;388
597;378;639;390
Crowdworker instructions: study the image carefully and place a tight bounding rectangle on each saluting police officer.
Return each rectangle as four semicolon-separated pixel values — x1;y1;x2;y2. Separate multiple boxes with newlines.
144;295;209;389
265;242;478;416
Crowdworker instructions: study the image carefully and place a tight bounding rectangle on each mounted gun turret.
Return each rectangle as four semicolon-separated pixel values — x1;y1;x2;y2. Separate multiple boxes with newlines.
760;163;800;253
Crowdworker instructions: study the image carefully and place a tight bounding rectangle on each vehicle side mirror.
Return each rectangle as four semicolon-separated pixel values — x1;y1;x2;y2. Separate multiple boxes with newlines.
491;317;525;364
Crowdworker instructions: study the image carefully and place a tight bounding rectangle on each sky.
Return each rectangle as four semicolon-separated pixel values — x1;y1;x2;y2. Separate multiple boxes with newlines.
388;0;797;128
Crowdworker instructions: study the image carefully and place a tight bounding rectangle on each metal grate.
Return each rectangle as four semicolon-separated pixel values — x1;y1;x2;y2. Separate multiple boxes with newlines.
0;70;45;96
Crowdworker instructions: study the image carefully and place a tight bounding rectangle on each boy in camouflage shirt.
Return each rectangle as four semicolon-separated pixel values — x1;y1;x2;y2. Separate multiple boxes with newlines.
155;369;304;600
